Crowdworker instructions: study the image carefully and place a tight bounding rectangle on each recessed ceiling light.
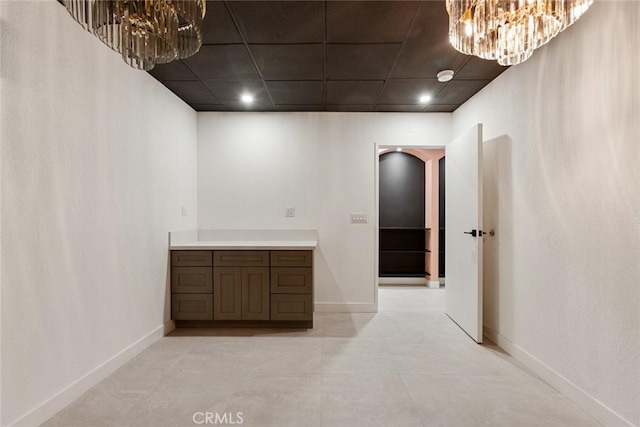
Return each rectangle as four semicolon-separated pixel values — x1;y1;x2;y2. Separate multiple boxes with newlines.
241;93;254;104
419;94;432;103
437;69;455;82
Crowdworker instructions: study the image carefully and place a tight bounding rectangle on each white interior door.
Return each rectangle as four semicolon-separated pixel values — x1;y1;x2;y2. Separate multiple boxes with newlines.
445;124;483;343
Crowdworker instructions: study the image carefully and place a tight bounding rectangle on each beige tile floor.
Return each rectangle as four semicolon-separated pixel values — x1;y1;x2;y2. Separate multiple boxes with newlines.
44;287;600;427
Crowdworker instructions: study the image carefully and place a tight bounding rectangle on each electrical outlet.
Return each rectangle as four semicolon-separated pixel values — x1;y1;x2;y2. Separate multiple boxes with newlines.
181;206;188;217
284;207;295;218
350;213;368;224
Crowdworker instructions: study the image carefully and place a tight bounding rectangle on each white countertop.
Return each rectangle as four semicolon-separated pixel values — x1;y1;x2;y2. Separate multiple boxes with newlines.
168;229;318;250
170;240;317;250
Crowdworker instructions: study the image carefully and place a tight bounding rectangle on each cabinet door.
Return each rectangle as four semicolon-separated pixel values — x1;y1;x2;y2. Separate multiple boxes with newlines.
242;267;270;320
213;267;242;320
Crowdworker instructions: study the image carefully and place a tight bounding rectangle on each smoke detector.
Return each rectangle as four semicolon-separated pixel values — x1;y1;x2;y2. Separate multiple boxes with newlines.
437;70;455;82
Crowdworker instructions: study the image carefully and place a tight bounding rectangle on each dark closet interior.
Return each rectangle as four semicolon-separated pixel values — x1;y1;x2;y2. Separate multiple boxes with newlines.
378;152;429;278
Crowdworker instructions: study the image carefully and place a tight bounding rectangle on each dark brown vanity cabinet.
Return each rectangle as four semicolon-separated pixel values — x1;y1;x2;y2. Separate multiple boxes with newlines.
170;249;313;326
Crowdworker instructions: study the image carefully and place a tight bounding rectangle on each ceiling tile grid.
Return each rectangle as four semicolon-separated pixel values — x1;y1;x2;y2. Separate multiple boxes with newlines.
148;1;508;112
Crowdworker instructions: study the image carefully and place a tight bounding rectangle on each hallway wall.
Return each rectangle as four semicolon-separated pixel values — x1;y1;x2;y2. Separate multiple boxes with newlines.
1;2;198;425
453;2;640;425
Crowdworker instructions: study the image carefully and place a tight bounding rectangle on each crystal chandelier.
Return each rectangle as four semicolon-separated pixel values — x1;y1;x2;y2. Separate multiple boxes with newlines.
63;0;206;70
446;0;592;66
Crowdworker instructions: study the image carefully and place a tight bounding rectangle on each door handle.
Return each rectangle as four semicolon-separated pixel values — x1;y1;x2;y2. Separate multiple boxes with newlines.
463;229;485;237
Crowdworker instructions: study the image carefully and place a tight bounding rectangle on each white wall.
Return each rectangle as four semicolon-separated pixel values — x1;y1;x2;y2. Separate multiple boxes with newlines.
0;2;197;425
198;112;451;309
454;2;640;425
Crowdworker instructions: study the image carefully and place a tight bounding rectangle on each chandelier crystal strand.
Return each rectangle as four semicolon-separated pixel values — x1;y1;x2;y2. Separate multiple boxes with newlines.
473;0;498;60
92;0;122;52
119;1;153;70
446;0;477;56
63;0;91;31
176;0;205;59
561;0;593;30
120;0;178;70
154;1;180;64
63;0;206;70
495;1;549;65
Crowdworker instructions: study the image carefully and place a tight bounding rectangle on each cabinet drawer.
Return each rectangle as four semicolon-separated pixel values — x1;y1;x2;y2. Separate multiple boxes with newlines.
271;294;313;321
270;251;312;267
171;251;212;267
271;267;312;294
214;251;269;267
171;267;212;294
172;294;213;320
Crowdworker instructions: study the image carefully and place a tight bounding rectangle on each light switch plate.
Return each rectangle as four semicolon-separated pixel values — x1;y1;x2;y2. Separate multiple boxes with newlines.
350;213;368;224
181;206;188;217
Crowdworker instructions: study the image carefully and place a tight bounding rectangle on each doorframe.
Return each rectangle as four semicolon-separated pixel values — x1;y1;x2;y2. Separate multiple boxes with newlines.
373;142;446;309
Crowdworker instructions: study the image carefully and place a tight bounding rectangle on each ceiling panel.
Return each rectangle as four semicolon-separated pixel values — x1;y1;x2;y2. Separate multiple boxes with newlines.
228;1;324;43
423;104;458;112
327;105;376;112
434;80;490;105
204;79;267;104
392;2;469;79
456;56;508;80
203;1;243;44
326;81;385;105
380;79;442;105
326;1;419;43
275;105;325;112
327;44;402;80
191;104;229;111
149;60;198;81
392;39;469;79
222;101;274;111
161;81;220;105
266;81;325;105
184;45;258;80
250;44;324;80
376;104;425;112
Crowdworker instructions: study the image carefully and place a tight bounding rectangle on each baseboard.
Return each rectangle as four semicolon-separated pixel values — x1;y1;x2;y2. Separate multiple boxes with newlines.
314;302;378;313
9;324;168;427
378;277;427;286
483;326;635;427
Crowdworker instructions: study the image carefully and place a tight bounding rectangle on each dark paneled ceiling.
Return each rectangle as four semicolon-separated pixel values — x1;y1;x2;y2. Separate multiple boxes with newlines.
149;1;508;112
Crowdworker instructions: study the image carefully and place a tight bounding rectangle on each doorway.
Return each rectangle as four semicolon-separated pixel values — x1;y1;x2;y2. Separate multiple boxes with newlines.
376;147;445;289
